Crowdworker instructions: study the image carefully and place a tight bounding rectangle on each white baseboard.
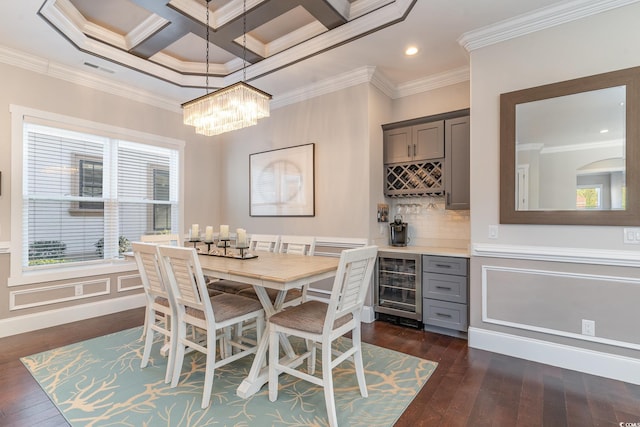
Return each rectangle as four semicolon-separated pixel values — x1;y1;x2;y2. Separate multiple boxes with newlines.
0;294;146;338
469;327;640;385
361;305;375;323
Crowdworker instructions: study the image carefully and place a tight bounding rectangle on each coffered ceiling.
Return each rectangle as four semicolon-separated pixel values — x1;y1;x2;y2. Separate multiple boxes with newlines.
0;0;633;109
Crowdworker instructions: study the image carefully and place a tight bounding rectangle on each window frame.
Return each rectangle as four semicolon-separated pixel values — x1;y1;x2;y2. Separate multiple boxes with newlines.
9;105;185;286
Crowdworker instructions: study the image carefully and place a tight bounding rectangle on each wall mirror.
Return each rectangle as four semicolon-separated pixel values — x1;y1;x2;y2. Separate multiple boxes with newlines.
500;66;640;225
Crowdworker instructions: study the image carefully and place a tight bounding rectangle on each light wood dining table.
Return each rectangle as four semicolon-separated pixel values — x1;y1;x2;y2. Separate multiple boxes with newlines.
197;250;340;398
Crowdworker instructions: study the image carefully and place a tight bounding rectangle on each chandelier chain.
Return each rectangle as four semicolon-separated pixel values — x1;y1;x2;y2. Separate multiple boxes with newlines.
205;0;210;93
243;0;247;82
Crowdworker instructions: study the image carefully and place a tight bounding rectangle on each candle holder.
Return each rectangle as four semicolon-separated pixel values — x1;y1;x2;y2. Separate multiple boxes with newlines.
218;239;230;256
236;245;249;259
203;240;214;253
187;238;201;249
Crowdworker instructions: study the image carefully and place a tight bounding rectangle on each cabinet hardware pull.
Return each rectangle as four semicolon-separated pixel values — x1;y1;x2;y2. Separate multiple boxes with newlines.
435;313;452;318
435;264;451;268
413;144;416;157
407;145;411;157
435;286;452;290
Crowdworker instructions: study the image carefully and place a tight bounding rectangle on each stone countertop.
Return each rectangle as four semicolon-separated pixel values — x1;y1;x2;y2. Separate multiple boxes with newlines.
377;245;470;258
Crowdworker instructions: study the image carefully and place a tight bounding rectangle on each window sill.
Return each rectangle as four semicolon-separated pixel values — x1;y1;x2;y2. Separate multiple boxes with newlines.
8;258;137;287
68;208;104;217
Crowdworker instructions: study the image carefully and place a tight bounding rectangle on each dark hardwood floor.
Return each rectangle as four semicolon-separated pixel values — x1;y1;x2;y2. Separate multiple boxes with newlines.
1;308;639;426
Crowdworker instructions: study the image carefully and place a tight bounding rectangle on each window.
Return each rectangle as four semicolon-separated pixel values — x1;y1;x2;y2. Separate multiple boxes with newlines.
576;185;602;209
10;105;183;283
152;168;170;231
78;158;104;210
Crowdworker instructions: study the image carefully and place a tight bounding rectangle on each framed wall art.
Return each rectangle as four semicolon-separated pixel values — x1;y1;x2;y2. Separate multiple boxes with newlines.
250;143;315;217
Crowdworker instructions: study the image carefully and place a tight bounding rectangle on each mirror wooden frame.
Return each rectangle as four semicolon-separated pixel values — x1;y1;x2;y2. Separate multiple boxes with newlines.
500;66;640;226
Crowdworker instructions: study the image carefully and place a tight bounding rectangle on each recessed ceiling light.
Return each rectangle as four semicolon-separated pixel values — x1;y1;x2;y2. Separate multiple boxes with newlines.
600;129;609;133
405;46;418;56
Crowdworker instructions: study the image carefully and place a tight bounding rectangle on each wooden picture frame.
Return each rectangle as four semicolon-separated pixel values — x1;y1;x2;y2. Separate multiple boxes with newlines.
250;144;315;217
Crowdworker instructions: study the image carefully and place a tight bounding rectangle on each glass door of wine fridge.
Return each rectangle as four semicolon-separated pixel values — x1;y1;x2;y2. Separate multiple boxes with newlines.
375;251;421;323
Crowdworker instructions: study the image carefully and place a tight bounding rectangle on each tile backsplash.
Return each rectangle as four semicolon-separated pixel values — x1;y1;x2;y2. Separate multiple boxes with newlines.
374;196;470;249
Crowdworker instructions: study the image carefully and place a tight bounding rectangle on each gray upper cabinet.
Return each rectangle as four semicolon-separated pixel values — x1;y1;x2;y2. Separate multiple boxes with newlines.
384;121;444;164
382;109;469;200
444;116;470;210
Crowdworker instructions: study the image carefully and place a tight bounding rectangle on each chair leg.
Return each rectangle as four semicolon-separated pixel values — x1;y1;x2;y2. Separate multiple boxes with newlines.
140;308;156;368
268;330;280;402
171;321;187;387
164;313;177;384
322;340;338;427
140;306;149;340
352;326;368;398
201;328;217;409
306;339;316;374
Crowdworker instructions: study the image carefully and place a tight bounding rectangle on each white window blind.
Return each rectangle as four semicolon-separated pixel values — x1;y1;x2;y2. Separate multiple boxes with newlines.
23;123;179;269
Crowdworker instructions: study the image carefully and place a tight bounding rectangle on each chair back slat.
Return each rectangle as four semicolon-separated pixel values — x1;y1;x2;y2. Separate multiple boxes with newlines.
140;233;181;246
249;234;280;252
325;246;378;329
279;235;316;256
158;245;212;319
133;242;169;298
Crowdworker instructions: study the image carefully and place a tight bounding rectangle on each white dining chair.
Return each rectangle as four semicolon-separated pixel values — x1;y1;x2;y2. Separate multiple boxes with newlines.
138;234;183;340
249;233;281;252
157;245;265;409
132;242;175;383
209;234;281;296
140;233;180;246
238;235;316;306
268;245;378;427
277;235;316;305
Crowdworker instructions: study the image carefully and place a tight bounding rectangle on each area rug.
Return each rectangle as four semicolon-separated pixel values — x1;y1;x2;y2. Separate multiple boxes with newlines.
21;326;436;426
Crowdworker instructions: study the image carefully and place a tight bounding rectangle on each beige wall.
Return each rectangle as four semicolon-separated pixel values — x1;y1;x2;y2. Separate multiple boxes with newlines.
391;81;470;123
216;84;375;239
468;2;640;364
0;61;220;330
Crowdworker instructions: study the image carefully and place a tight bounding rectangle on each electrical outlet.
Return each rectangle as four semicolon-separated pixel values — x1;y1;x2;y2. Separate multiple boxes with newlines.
488;225;499;239
624;228;640;244
581;319;595;336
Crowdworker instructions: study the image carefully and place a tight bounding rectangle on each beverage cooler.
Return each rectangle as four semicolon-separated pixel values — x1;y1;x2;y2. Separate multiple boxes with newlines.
374;251;422;327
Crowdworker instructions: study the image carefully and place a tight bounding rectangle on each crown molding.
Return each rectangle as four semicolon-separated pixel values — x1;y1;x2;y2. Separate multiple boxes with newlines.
458;0;640;52
271;66;376;109
393;66;469;99
0;44;182;113
0;44;468;116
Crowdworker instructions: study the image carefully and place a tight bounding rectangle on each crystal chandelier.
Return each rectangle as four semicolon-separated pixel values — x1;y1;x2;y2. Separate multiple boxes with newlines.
182;0;271;136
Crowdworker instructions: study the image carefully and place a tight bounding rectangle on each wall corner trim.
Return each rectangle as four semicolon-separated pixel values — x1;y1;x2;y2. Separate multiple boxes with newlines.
468;327;640;385
472;243;640;267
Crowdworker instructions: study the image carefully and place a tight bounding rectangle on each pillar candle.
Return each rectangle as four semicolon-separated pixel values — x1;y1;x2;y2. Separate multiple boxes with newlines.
219;224;229;240
190;224;199;239
205;226;213;242
237;228;247;247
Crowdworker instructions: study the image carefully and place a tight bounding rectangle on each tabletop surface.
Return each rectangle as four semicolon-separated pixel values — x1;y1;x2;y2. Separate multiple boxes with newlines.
197;251;340;284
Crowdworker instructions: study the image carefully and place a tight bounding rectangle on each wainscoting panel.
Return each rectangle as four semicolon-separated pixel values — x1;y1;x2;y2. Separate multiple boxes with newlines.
10;278;110;311
481;265;640;350
118;274;142;292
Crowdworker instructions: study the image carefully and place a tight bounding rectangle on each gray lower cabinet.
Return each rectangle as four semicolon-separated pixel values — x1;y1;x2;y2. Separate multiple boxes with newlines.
422;255;469;337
